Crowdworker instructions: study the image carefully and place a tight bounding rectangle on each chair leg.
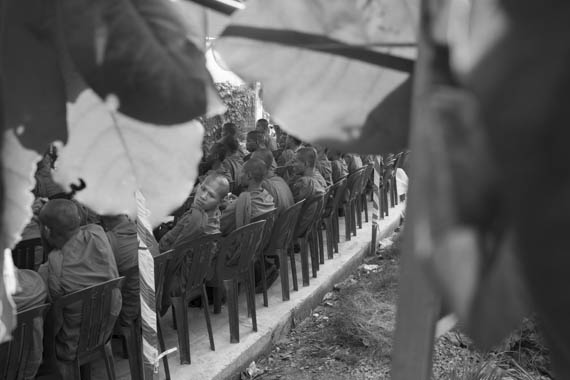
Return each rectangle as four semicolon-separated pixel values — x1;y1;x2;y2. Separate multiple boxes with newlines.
363;195;369;223
278;249;290;301
324;219;334;259
170;296;190;364
157;317;171;380
260;257;268;307
246;266;254;317
224;279;240;343
356;198;362;229
213;286;222;314
103;342;117;380
299;238;310;286
344;204;351;241
289;247;298;291
309;234;318;278
332;214;339;252
317;227;325;264
201;284;215;351
245;275;257;332
351;201;357;236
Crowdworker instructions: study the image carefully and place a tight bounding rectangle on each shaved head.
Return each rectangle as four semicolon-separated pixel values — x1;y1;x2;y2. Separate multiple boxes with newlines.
202;173;230;199
243;158;268;183
251;149;274;170
296;147;317;169
39;199;81;237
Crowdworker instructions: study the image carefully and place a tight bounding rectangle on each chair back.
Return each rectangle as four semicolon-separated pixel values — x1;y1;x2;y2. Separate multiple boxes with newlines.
174;234;221;295
12;238;44;270
346;167;366;201
154;249;174;315
216;220;266;280
358;164;374;195
323;178;348;218
251;209;278;255
52;277;125;357
266;200;305;253
0;303;50;380
294;194;325;238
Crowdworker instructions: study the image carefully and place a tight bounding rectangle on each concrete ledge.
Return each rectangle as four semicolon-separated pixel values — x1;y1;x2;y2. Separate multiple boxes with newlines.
97;202;405;380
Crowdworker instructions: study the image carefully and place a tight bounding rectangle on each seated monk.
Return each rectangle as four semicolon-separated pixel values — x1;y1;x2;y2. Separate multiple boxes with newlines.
278;135;302;166
12;268;48;380
315;144;333;186
157;174;229;312
344;153;363;174
208;139;243;191
100;214;140;328
221;158;275;235
252;149;294;216
327;149;349;184
37;199;121;375
158;173;229;253
289;147;326;233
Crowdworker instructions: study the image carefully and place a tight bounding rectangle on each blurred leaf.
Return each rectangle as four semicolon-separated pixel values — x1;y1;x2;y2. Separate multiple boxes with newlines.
60;0;213;125
2;0;67;153
216;0;417;153
52;88;204;227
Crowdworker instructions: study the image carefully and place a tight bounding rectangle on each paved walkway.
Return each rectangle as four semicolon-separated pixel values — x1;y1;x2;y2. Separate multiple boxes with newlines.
95;201;406;380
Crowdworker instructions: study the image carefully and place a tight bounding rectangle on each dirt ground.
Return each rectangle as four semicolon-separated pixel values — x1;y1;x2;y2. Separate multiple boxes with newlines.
240;233;552;380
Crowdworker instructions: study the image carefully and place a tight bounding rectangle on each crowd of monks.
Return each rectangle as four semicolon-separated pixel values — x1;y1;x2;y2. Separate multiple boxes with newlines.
13;118;371;379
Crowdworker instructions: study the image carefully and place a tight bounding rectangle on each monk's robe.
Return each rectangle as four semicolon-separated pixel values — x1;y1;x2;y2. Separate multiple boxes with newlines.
13;269;48;380
290;172;326;235
217;153;243;189
314;169;329;189
38;224;121;362
158;205;221;312
158;205;221;253
331;158;349;184
316;156;333;187
262;174;294;216
344;153;363;174
106;219;140;327
221;189;275;235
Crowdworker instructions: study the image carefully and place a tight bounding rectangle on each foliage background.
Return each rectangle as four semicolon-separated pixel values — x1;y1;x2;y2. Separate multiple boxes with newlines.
200;82;257;151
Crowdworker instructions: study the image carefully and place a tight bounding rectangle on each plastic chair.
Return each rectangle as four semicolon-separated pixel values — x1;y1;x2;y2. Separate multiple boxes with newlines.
0;303;50;380
210;220;266;343
357;164;374;225
50;277;125;380
313;186;333;267
320;178;347;258
343;168;366;241
12;237;44;270
264;201;304;301
292;194;325;286
170;234;220;364
154;249;174;380
250;209;278;307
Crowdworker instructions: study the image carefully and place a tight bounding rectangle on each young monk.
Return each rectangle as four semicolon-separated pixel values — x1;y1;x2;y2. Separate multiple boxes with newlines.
344;153;363;174
252;149;294;215
159;173;229;252
100;214;140;328
208;138;243;190
314;144;333;186
278;135;302;166
221;158;275;235
37;199;121;374
327;149;349;183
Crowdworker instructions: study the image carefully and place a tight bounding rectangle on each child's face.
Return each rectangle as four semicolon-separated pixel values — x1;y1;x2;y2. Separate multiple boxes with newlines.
194;181;221;211
246;137;258;153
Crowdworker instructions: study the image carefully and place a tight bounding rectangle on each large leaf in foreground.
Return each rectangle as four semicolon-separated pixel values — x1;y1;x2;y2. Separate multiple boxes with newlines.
2;0;67;153
1;130;41;251
60;0;212;125
53;89;204;227
216;0;417;153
